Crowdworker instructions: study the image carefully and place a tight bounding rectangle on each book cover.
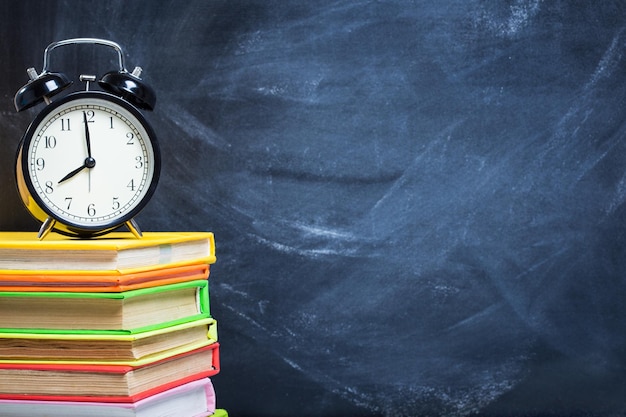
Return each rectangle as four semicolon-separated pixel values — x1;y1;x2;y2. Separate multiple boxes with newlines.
0;378;216;417
0;262;210;292
0;343;220;402
0;231;216;271
0;317;217;362
0;280;210;334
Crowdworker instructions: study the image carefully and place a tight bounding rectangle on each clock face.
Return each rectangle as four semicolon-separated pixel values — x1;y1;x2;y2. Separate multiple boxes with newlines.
20;91;160;232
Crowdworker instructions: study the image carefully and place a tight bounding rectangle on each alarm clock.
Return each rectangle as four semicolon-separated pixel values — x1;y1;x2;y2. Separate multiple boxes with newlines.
13;38;160;240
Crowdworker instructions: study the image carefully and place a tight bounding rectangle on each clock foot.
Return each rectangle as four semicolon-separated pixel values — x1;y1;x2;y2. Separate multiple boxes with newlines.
38;217;56;240
126;219;143;238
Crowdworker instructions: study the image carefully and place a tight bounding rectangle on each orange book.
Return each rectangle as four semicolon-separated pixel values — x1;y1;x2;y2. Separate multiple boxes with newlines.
0;263;209;292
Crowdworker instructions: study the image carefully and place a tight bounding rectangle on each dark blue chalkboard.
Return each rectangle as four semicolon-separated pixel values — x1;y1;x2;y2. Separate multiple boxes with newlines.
1;1;626;416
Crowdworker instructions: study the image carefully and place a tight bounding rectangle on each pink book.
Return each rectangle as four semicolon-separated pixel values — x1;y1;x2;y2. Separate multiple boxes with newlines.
0;378;216;417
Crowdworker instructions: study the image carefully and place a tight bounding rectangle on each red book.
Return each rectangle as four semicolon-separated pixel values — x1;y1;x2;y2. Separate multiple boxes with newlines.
0;343;219;402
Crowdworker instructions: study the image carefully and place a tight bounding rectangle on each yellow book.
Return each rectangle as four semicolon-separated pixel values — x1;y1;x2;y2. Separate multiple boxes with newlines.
0;336;216;366
0;231;216;272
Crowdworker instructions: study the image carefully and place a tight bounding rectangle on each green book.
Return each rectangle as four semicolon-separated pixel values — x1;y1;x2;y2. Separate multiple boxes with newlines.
0;280;210;335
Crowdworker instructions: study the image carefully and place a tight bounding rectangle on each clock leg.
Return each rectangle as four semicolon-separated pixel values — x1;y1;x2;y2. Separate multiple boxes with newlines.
37;217;56;240
126;219;143;238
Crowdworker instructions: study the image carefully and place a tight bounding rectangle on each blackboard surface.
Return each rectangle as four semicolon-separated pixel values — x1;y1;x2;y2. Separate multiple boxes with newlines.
1;2;626;416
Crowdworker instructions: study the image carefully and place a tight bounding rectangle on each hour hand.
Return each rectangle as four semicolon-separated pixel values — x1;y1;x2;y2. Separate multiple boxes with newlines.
58;156;95;184
58;164;87;184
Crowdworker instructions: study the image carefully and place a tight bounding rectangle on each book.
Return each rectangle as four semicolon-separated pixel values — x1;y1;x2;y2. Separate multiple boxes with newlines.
0;262;210;292
0;343;220;402
0;231;216;271
0;317;217;362
0;378;216;417
0;280;210;334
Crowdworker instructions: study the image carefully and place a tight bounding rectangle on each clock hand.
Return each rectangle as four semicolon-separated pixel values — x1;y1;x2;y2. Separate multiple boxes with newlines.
58;157;96;184
85;112;92;191
58;164;86;184
83;111;92;158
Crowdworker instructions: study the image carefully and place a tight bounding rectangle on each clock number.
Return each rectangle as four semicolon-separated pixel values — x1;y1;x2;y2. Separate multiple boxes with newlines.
45;181;54;194
109;117;114;129
112;197;120;210
135;156;143;169
84;110;95;122
44;136;57;149
87;203;96;217
60;118;71;131
126;132;135;145
127;179;136;191
36;158;45;171
65;197;72;210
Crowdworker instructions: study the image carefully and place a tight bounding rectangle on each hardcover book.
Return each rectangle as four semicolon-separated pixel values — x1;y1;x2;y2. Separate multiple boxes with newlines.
0;343;220;402
0;262;210;292
0;378;216;417
0;231;216;271
0;280;210;333
0;317;217;362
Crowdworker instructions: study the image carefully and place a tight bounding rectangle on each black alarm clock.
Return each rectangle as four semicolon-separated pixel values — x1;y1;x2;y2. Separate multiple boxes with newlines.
14;38;160;239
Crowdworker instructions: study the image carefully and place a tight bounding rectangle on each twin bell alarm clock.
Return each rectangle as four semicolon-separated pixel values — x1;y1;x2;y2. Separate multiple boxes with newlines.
13;38;160;240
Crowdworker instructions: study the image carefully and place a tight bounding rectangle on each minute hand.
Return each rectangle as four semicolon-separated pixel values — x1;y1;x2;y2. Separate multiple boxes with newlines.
83;111;92;158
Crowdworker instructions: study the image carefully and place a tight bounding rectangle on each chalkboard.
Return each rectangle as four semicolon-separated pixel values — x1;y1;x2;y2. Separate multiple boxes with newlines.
1;1;626;416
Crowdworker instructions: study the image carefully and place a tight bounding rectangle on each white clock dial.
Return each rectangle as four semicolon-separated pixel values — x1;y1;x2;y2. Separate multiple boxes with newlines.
21;93;159;231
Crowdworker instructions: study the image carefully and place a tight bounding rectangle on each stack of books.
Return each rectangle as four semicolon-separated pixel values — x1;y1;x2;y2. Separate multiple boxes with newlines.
0;231;227;417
